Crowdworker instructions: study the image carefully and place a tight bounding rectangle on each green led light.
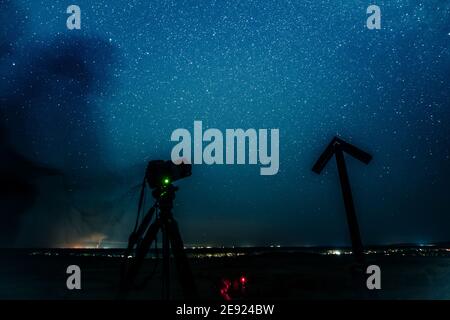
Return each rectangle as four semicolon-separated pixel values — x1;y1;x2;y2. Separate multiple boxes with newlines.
162;177;170;185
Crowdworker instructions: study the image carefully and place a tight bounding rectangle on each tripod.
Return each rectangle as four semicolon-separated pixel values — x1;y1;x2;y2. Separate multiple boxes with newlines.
120;184;197;299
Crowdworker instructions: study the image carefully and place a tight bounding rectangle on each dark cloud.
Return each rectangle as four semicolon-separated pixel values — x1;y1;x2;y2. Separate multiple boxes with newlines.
0;1;119;246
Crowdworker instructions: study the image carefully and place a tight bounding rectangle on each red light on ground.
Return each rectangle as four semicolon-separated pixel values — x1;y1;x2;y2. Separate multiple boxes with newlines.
219;276;248;300
220;279;232;301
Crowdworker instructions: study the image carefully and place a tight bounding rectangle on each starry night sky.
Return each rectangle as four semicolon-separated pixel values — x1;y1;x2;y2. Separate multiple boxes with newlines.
0;0;449;248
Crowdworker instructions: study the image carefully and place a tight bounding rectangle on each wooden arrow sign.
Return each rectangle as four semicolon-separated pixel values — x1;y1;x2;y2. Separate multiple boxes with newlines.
312;137;372;258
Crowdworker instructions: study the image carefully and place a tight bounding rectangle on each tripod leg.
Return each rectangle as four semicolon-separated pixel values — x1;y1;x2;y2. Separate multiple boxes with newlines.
134;206;157;246
162;222;170;300
166;217;198;299
122;217;162;291
124;206;156;258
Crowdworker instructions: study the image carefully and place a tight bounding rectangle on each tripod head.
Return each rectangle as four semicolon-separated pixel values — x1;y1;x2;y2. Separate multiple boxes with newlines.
151;184;178;212
151;183;178;199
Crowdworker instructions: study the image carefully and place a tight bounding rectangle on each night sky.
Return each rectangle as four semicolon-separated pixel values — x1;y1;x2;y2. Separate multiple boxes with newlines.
0;0;449;248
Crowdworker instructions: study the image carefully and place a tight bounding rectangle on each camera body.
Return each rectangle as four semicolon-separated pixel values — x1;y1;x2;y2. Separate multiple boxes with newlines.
145;160;192;189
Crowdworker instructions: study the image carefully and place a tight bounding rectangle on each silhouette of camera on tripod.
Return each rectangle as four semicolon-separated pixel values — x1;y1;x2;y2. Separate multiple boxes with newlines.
121;159;197;299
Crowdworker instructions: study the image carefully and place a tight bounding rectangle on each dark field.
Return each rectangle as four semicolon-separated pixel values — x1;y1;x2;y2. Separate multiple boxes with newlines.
1;248;450;300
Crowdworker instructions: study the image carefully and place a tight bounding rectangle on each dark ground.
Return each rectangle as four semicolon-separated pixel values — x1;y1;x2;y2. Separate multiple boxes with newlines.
0;248;449;300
